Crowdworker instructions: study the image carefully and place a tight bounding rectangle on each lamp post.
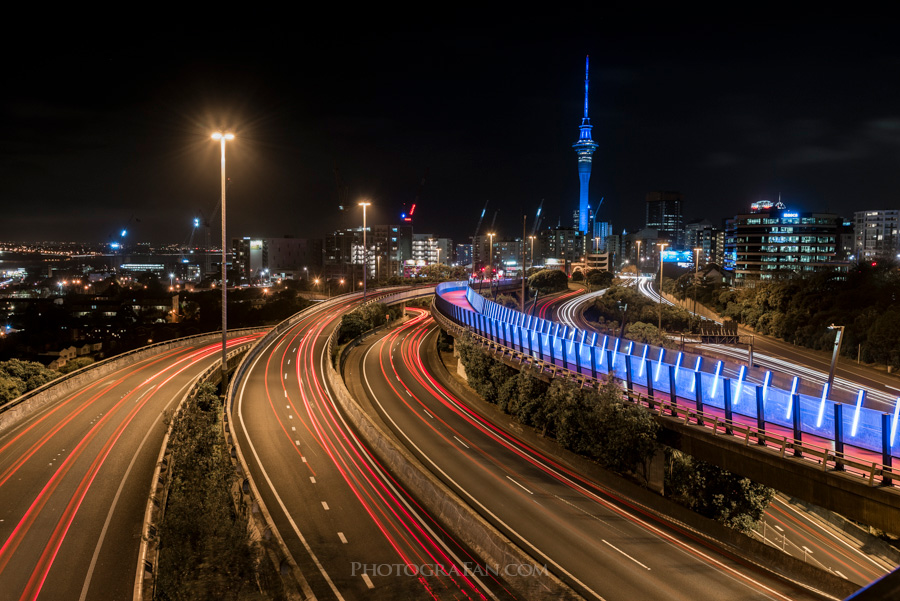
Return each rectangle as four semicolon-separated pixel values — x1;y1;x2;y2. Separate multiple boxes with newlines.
658;242;668;332
635;240;642;274
827;324;845;390
529;235;535;270
359;201;370;300
212;131;234;384
693;247;702;327
488;232;495;281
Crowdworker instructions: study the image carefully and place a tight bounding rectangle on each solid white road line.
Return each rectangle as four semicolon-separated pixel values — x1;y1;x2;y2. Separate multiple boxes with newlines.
602;540;651;571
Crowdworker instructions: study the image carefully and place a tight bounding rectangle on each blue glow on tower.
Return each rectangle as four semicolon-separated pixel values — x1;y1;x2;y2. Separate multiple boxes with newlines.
573;55;599;234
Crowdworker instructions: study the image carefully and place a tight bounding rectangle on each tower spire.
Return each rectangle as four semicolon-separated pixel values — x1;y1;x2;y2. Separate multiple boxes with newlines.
583;55;590;122
573;55;599;234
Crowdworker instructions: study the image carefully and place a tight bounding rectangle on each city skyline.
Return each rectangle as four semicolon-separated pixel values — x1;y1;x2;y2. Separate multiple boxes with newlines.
3;18;899;244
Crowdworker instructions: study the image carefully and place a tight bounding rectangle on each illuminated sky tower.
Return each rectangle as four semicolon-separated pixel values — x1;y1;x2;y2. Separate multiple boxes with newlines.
573;55;599;234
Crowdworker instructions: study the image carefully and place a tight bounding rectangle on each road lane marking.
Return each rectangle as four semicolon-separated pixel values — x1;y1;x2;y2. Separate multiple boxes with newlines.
361;574;374;589
310;477;316;483
602;540;651;570
338;532;347;544
322;501;329;510
301;456;307;462
453;436;469;449
284;374;288;380
291;427;296;431
506;476;533;495
295;440;300;446
237;330;346;601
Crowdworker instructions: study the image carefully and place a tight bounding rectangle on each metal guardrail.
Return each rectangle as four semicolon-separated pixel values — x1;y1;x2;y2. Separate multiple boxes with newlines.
431;282;900;488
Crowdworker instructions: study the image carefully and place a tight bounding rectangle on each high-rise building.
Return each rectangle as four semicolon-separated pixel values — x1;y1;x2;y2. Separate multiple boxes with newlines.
853;210;900;262
724;203;845;285
572;56;599;235
684;219;719;263
645;191;685;248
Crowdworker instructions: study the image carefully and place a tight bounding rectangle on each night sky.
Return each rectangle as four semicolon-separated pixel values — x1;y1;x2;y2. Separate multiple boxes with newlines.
3;15;899;246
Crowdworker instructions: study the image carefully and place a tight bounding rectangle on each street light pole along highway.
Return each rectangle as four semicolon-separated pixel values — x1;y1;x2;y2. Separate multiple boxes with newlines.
359;201;370;300
213;131;234;383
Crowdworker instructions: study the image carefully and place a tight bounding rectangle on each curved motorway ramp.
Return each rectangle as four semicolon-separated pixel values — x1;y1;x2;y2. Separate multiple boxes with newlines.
0;333;261;601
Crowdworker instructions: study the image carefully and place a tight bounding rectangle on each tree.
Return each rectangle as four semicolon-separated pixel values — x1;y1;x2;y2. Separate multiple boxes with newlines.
58;356;94;374
527;269;569;294
585;269;614;289
665;450;774;533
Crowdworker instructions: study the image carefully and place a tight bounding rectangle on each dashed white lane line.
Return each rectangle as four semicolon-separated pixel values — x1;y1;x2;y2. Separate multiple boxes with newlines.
310;477;316;483
301;456;307;462
602;539;651;570
338;532;348;544
322;501;330;511
361;574;374;589
453;436;470;449
506;476;533;495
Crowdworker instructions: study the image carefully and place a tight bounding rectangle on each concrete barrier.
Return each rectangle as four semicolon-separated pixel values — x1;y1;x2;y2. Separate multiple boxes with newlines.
330;325;581;600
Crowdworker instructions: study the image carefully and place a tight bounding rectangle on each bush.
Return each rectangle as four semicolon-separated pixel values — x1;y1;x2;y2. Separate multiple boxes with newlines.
528;269;569;294
155;383;262;601
665;449;774;533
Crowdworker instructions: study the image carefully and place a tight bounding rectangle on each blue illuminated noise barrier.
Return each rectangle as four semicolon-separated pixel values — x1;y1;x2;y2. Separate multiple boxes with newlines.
436;282;900;460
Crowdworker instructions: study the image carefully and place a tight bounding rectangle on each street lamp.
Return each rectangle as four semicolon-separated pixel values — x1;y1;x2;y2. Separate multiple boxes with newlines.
658;242;668;331
529;235;535;271
212;131;234;384
693;247;702;327
359;201;370;299
487;232;495;281
827;324;845;390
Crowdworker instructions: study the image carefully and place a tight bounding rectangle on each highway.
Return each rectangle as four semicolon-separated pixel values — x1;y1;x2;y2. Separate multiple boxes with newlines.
557;276;900;412
0;333;260;601
546;281;897;585
346;308;832;601
231;294;516;601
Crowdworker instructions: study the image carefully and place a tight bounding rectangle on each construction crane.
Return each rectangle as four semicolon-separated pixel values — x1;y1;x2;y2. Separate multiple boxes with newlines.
402;169;428;223
471;201;490;278
531;199;544;237
472;200;489;239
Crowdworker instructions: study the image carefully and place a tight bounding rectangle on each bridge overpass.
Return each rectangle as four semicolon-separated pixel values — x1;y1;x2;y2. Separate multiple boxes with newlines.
431;281;900;535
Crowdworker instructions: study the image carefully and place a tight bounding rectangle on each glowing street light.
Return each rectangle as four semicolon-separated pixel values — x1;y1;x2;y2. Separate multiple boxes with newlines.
529;235;535;270
212;131;234;383
359;201;370;299
487;232;495;281
658;242;668;331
